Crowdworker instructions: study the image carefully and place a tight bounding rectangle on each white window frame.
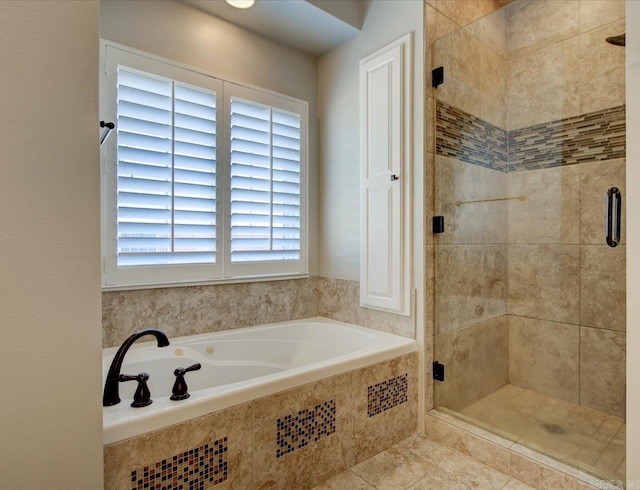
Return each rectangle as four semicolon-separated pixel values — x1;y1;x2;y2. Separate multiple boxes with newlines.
223;82;307;278
100;41;309;290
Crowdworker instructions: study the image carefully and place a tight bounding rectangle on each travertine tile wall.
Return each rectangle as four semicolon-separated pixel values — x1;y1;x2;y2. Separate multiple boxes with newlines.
427;0;510;414
428;0;626;418
102;277;415;348
505;0;626;418
434;317;508;412
104;353;418;489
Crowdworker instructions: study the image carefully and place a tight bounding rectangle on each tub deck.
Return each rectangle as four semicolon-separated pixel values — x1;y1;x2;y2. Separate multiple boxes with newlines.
103;317;417;444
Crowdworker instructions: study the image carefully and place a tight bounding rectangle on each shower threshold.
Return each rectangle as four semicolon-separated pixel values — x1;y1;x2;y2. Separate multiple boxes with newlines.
437;384;625;483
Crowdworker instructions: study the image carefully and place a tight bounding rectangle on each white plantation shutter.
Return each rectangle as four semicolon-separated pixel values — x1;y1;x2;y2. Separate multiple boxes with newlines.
229;98;302;263
172;84;217;257
102;45;307;287
116;68;217;266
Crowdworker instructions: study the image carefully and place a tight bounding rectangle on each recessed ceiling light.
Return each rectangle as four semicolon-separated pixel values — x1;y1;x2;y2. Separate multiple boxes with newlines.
226;0;255;8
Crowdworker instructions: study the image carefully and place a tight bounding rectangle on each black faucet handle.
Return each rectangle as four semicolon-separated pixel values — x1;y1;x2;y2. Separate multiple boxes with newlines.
175;363;202;376
170;363;201;401
119;372;152;408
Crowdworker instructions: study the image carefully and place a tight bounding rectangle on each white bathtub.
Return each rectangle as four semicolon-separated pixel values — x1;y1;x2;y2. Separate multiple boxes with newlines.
102;317;417;445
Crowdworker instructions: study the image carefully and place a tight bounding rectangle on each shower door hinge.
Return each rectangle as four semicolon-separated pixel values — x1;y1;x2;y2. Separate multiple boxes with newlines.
432;67;444;88
433;361;445;382
432;216;444;234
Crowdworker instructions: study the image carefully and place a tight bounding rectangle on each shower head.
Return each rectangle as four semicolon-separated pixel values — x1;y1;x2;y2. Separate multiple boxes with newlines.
605;33;625;46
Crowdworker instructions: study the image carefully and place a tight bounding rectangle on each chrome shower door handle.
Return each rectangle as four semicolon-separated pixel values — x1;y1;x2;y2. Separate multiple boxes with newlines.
606;187;621;247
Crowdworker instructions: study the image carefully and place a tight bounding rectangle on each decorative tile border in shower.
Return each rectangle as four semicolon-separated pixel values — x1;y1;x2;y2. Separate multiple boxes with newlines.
436;100;508;172
435;100;626;173
507;105;626;171
276;400;336;458
130;437;228;490
367;373;409;417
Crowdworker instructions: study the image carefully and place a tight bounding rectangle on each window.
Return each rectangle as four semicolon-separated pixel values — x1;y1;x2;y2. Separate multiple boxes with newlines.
101;45;307;288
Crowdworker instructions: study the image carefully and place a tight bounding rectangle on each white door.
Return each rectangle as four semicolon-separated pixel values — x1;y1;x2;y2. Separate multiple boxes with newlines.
359;34;412;315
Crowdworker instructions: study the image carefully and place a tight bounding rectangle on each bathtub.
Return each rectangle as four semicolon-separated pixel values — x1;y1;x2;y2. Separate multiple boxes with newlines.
102;317;417;444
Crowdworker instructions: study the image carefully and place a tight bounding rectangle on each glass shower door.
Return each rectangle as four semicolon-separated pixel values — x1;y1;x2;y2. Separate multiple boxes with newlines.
430;0;626;481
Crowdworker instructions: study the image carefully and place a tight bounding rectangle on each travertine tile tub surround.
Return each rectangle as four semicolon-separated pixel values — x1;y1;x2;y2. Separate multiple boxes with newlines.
430;0;626;419
102;276;416;348
104;352;418;490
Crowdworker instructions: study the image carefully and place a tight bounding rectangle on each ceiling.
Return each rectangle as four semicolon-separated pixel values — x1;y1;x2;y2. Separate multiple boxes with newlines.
183;0;362;56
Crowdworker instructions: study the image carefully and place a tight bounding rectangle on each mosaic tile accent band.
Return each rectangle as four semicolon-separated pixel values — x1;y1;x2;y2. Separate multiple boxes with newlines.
367;374;409;417
436;100;508;172
130;438;228;490
507;105;626;171
435;100;626;172
276;400;336;458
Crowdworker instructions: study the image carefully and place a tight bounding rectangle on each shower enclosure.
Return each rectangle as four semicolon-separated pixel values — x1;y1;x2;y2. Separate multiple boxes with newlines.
430;0;626;481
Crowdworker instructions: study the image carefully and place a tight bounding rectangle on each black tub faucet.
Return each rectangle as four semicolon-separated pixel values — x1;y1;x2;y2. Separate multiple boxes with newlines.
103;328;170;406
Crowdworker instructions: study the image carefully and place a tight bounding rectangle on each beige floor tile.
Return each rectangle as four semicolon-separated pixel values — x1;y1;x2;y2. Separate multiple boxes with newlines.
572;414;623;468
503;478;537;490
315;431;617;490
424;411;510;474
456;384;625;481
406;464;470;489
312;469;374;489
593;425;625;477
350;445;430;489
399;434;511;489
613;458;625;480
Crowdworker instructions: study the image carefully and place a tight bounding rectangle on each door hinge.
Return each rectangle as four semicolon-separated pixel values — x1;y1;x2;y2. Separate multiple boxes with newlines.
433;361;445;382
432;216;444;234
432;66;444;88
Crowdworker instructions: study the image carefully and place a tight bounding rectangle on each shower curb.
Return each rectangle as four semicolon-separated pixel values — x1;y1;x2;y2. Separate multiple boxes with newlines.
425;409;623;490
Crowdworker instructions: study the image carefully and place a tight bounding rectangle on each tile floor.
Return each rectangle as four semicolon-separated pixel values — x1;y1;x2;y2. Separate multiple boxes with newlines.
456;384;625;482
313;434;534;489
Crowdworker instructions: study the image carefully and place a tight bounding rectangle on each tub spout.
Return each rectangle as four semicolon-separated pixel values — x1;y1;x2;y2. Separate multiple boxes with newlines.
103;328;170;406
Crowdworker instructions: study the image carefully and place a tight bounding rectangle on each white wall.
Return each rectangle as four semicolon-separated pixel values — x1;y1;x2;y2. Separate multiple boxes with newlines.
318;0;424;281
626;0;640;478
100;0;320;275
0;1;103;488
307;0;363;29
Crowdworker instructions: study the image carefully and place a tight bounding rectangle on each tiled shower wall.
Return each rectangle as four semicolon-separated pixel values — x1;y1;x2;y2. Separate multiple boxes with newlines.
102;277;415;348
429;0;626;417
505;0;626;418
428;0;510;413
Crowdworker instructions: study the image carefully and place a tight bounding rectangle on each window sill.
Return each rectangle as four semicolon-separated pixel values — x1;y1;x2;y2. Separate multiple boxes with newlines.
101;272;310;292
